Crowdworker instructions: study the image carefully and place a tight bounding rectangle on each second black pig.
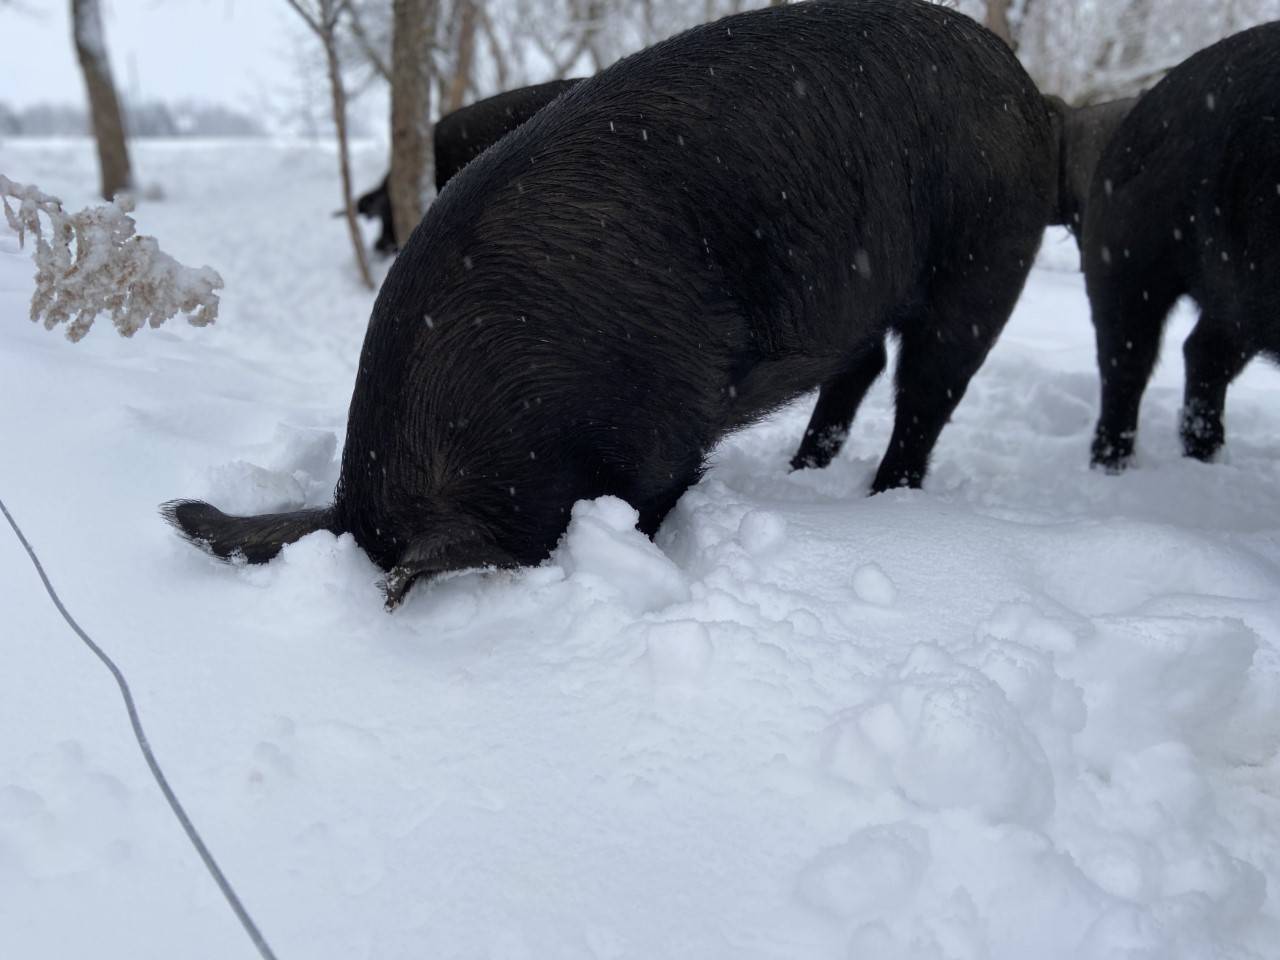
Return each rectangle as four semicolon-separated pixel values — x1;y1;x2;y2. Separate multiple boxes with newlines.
1084;23;1280;470
357;78;583;253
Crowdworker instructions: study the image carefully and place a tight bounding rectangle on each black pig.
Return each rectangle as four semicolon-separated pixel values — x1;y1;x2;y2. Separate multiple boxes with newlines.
1045;95;1139;243
356;78;583;253
1084;23;1280;470
167;0;1057;607
434;78;584;191
354;174;395;254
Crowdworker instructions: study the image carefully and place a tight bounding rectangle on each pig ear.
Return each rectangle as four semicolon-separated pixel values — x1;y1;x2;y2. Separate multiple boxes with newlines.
380;534;517;611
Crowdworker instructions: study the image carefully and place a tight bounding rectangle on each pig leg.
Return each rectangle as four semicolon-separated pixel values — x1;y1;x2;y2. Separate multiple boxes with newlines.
1088;271;1181;471
634;463;704;538
1179;309;1255;462
869;273;1024;494
790;340;888;471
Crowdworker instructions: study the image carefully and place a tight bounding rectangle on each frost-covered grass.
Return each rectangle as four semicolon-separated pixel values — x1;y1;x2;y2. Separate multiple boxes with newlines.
1;139;1278;960
1;173;223;341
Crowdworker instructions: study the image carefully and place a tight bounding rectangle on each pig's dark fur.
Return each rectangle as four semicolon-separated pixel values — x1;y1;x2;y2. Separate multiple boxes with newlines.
1044;95;1139;241
1084;22;1280;470
434;78;583;192
356;79;583;253
165;0;1057;607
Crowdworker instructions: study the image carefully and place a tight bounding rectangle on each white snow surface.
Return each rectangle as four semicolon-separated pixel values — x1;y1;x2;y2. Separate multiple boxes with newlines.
1;140;1279;960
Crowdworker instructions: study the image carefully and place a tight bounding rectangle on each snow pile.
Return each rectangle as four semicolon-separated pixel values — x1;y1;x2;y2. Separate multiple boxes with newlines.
1;173;222;341
0;142;1277;960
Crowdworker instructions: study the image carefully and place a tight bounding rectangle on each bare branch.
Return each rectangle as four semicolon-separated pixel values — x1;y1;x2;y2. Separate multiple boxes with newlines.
283;0;323;37
344;2;391;83
285;0;375;288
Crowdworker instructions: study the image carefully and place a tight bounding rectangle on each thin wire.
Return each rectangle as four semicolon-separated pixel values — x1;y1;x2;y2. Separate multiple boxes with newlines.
0;494;280;960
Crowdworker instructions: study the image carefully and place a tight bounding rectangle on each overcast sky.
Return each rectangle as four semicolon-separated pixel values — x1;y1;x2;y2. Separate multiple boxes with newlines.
0;0;306;110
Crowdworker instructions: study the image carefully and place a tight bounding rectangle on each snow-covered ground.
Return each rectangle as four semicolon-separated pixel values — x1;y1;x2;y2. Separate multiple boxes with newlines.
1;139;1278;960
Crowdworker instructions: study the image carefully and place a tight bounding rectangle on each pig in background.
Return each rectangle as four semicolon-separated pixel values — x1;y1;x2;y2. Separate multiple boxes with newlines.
1077;22;1280;471
356;78;583;253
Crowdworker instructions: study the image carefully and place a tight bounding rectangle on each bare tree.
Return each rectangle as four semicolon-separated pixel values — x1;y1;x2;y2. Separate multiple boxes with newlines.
70;0;133;201
285;0;375;290
1110;0;1153;75
477;4;510;92
466;0;753;96
389;0;439;247
985;0;1015;48
534;0;605;77
577;0;608;73
323;0;1280;124
444;0;480;113
345;1;392;83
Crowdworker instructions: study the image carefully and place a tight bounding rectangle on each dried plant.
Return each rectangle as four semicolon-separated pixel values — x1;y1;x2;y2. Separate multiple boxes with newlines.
1;175;222;342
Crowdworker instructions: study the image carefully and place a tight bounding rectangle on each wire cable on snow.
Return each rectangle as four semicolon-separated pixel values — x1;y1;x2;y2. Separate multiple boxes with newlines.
0;494;280;960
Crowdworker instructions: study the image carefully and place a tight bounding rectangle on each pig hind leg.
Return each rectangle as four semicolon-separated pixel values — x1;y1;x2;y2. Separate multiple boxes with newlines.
634;467;704;538
790;340;888;471
1179;306;1257;461
1088;268;1182;471
870;266;1027;494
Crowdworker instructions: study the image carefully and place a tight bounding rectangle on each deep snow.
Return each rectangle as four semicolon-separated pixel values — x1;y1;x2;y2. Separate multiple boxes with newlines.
1;139;1278;960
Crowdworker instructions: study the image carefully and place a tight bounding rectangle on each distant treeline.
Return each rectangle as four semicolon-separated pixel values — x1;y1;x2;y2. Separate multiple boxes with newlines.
0;99;265;138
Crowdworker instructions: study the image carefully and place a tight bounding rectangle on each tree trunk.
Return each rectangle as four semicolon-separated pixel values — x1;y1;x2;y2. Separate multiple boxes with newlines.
478;5;509;93
985;0;1016;50
323;31;375;290
444;0;479;114
571;0;606;74
390;0;438;248
71;0;133;201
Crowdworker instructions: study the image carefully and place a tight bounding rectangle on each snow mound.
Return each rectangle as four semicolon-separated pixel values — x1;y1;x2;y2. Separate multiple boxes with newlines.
556;496;690;612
